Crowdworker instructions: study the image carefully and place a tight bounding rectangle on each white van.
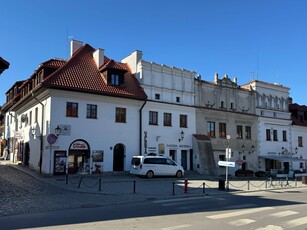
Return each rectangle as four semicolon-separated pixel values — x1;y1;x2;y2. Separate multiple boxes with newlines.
130;156;184;178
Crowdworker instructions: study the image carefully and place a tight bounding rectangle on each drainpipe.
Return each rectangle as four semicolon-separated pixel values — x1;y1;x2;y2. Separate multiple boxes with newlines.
8;111;17;162
139;100;147;155
32;91;44;175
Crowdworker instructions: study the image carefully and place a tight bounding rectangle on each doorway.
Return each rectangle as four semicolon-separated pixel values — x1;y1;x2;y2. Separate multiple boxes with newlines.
181;150;188;170
113;144;125;171
68;139;90;174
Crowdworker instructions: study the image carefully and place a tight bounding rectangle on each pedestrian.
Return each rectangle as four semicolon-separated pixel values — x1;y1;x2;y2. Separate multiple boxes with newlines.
3;147;8;160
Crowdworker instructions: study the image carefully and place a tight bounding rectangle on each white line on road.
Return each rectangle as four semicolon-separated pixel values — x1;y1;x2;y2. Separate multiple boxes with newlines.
285;216;307;228
228;218;256;226
206;207;274;220
161;224;192;230
270;210;298;217
153;196;211;204
255;225;283;230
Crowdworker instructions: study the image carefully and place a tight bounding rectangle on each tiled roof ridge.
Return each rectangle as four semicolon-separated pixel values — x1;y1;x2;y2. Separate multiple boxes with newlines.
42;44;95;85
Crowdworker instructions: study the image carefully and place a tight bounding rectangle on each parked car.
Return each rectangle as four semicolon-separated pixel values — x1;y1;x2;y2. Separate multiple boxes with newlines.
130;155;184;178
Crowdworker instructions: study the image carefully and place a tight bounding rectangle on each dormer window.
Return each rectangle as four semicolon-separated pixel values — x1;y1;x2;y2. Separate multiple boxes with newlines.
104;69;125;86
111;74;119;85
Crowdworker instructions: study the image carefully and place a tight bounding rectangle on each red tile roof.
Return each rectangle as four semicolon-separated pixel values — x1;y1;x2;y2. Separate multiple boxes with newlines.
289;103;307;127
42;44;147;100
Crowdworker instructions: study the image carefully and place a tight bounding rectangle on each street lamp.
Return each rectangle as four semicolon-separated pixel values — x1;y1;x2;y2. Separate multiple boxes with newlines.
179;130;185;142
55;125;61;137
241;144;245;154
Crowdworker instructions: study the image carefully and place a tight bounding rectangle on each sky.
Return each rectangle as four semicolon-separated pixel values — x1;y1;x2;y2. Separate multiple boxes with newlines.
0;0;306;106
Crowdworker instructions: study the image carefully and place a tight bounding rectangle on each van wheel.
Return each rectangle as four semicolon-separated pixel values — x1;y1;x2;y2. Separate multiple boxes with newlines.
146;170;154;179
176;170;183;178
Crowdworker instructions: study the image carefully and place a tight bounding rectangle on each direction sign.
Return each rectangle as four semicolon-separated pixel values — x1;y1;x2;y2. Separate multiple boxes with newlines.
218;161;235;167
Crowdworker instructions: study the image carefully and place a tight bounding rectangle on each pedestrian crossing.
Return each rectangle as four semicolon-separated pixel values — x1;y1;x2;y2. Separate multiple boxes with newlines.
154;197;307;229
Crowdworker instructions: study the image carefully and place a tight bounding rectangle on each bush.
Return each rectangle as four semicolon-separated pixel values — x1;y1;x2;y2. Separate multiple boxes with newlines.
235;169;254;177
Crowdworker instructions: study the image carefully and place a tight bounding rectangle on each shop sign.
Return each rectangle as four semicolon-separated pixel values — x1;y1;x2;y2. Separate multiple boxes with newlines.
179;144;192;149
70;140;89;150
166;144;178;148
59;125;71;136
14;131;23;139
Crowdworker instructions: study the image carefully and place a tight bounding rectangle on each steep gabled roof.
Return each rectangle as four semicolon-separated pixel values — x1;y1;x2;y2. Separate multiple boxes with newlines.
42;44;147;100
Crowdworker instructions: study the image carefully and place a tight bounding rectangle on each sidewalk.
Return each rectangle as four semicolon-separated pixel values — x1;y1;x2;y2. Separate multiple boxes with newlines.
1;160;306;201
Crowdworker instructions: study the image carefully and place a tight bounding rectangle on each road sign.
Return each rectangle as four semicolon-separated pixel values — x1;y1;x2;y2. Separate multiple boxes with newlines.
218;161;235;167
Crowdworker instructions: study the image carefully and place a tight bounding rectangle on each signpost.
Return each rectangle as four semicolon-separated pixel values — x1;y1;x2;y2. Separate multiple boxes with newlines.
218;161;235;167
225;135;231;191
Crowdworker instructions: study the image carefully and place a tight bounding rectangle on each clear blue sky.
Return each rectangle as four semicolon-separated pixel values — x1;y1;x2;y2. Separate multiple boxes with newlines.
1;0;306;105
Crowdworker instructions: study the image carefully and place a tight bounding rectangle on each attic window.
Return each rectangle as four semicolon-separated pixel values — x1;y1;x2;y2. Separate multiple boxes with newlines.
107;71;124;86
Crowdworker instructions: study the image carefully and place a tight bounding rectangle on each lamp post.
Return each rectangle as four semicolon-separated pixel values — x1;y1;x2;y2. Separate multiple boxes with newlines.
178;130;185;142
144;131;147;155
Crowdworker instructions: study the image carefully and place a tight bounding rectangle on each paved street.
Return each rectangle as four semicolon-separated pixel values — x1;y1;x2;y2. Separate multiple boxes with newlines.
2;162;307;229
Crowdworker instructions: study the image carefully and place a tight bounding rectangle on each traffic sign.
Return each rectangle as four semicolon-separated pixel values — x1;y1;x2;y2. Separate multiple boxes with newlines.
218;161;235;167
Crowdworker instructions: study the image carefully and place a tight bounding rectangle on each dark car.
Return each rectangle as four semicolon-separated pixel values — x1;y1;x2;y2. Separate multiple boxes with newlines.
235;169;254;177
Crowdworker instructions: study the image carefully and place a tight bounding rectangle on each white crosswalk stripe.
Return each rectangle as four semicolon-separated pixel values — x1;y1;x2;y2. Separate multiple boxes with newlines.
284;216;307;228
228;218;256;226
269;210;298;218
206;207;274;220
255;225;283;230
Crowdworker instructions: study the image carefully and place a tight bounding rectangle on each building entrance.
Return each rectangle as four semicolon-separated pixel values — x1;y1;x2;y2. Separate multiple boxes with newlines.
68;139;90;174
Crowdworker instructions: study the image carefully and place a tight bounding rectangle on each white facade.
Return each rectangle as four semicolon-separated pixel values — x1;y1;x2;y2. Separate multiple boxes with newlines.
5;89;145;175
122;51;196;170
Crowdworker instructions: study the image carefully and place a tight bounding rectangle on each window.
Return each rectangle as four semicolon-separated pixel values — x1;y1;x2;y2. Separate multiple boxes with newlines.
176;97;180;103
149;111;158;125
283;131;287;142
237;125;243;139
66;102;78;117
163;113;172;126
298;136;303;147
35;107;38;122
245;126;251;139
219;123;226;138
116;107;126;123
180;115;187;128
207;121;215;138
87;104;97;119
266;129;271;141
273;130;278;141
155;94;160;100
230;103;234;109
111;74;119;85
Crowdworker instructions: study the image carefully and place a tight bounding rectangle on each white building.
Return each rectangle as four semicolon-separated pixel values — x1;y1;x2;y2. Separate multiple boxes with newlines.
122;51;196;170
242;80;302;174
3;41;147;175
289;103;307;172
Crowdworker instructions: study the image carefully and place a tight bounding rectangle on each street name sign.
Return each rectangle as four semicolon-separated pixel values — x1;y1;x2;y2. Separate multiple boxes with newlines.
218;161;235;167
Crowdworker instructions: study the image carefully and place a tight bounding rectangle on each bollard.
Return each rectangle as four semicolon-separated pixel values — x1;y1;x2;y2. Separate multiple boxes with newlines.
184;179;188;194
270;177;273;186
133;180;136;194
65;173;68;185
173;182;175;195
247;180;250;191
99;178;102;191
295;177;297;187
203;183;206;194
265;179;267;189
78;177;83;188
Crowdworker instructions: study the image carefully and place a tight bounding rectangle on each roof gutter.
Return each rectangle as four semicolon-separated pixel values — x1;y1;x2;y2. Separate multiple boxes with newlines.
139;99;147;155
31;90;44;175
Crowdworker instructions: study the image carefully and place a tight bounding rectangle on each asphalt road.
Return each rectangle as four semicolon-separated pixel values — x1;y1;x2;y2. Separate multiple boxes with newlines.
2;185;307;229
2;164;307;229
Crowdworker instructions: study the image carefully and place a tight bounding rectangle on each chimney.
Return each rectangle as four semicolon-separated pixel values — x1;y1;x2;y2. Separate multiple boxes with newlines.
70;40;83;57
233;77;237;84
93;48;104;68
214;73;218;83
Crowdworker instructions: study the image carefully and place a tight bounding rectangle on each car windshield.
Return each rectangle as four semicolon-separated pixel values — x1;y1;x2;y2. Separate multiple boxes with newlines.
131;158;141;166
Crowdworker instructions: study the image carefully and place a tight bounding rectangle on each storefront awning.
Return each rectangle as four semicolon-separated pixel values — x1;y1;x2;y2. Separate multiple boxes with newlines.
259;155;307;162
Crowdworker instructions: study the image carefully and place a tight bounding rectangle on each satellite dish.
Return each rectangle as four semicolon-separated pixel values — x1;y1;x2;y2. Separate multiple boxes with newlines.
21;114;28;123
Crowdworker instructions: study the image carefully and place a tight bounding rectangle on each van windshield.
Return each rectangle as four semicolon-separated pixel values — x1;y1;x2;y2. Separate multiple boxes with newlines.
131;158;141;166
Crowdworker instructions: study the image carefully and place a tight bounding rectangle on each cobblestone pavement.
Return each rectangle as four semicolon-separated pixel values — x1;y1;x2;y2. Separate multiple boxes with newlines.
0;165;144;217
